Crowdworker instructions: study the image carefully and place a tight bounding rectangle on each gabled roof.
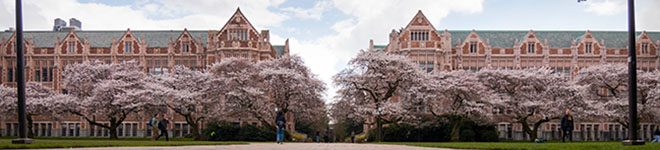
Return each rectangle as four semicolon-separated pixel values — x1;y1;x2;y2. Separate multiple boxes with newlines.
444;30;660;48
219;8;260;34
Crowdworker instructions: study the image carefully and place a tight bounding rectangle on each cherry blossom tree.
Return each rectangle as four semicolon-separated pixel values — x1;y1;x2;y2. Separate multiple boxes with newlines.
156;65;214;140
576;64;660;130
60;61;157;140
419;70;495;142
333;50;426;142
208;58;271;126
258;55;327;127
477;68;586;142
0;82;64;138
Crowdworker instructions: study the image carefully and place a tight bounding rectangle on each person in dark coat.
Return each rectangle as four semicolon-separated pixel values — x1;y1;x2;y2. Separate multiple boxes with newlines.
651;126;660;143
316;130;320;143
560;109;574;143
156;114;170;141
351;131;355;143
275;111;286;144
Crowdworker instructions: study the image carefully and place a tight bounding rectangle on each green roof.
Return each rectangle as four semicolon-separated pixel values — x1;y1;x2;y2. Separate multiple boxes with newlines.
1;30;209;48
272;45;286;57
443;30;660;49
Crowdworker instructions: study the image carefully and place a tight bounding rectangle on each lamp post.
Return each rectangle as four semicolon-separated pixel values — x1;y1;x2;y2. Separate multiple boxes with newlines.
11;0;33;144
622;0;644;145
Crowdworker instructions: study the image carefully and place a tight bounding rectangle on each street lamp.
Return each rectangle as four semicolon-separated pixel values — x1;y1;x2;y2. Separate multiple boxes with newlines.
579;0;642;145
622;0;644;145
11;0;33;144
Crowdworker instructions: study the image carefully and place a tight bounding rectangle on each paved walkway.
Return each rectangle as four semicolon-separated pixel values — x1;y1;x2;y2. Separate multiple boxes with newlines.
37;143;457;150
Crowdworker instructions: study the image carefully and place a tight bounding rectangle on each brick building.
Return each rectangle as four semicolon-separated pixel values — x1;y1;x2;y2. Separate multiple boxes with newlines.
368;10;660;141
0;8;290;138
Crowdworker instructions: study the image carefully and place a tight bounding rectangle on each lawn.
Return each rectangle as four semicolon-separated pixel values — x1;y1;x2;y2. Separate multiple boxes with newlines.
382;141;660;150
0;137;247;149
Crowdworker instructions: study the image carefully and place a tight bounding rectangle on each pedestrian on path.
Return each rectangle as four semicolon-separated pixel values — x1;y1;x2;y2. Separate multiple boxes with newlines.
351;131;355;143
651;126;660;143
560;109;574;143
156;114;170;141
316;130;320;143
149;114;160;141
275;110;286;144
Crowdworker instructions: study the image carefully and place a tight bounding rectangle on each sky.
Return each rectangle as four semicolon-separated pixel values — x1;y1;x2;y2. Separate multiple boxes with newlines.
1;0;659;103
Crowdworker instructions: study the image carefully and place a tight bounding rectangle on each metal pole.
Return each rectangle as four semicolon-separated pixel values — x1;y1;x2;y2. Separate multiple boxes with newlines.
622;0;643;146
11;0;32;144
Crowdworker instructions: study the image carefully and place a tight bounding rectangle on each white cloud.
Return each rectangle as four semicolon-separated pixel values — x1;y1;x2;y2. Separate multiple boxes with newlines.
0;0;292;30
280;0;332;20
583;0;625;16
639;0;660;31
287;0;484;102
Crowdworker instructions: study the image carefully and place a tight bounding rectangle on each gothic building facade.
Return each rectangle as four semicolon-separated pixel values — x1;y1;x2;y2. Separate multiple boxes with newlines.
369;10;660;141
0;8;290;138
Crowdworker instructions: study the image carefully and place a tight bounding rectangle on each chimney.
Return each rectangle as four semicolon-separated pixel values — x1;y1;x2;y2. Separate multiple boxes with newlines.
53;18;66;31
69;18;82;30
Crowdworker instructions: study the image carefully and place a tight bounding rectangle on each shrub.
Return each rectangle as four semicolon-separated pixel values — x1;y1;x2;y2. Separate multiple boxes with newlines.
365;119;497;142
202;121;281;141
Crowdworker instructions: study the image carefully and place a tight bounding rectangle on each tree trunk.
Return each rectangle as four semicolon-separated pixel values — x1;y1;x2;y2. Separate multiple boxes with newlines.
108;126;119;140
184;115;201;141
27;115;34;138
376;117;383;142
519;118;536;142
520;117;550;142
450;116;463;142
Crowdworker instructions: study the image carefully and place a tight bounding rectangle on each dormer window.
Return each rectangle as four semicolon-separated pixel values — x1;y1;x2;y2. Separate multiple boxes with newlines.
125;41;133;54
585;42;593;54
527;42;535;54
68;42;75;53
641;43;649;54
469;42;478;54
183;42;190;53
410;31;428;41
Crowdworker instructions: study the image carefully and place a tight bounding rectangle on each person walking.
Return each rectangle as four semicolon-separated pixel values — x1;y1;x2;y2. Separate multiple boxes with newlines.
351;131;355;143
275;111;286;144
156;114;170;141
560;109;574;143
316;130;320;143
651;126;660;143
149;114;160;141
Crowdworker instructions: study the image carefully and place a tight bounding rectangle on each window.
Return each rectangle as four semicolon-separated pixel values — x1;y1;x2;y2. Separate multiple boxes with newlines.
125;42;133;54
6;123;12;136
118;124;123;136
585;42;593;54
148;59;168;75
469;42;478;54
527;42;535;54
183;42;190;53
410;31;428;41
75;123;80;136
69;123;74;136
68;42;75;53
125;123;131;136
146;124;152;136
175;124;181;137
33;60;53;82
230;29;248;40
47;123;52;136
90;124;95;136
641;43;649;54
132;123;137;137
61;123;67;136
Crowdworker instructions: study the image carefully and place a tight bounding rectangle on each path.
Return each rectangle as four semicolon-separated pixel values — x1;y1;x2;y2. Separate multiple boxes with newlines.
36;143;457;150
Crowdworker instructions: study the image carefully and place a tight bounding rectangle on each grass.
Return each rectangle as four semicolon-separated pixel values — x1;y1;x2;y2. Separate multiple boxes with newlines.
381;141;660;150
0;137;247;149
